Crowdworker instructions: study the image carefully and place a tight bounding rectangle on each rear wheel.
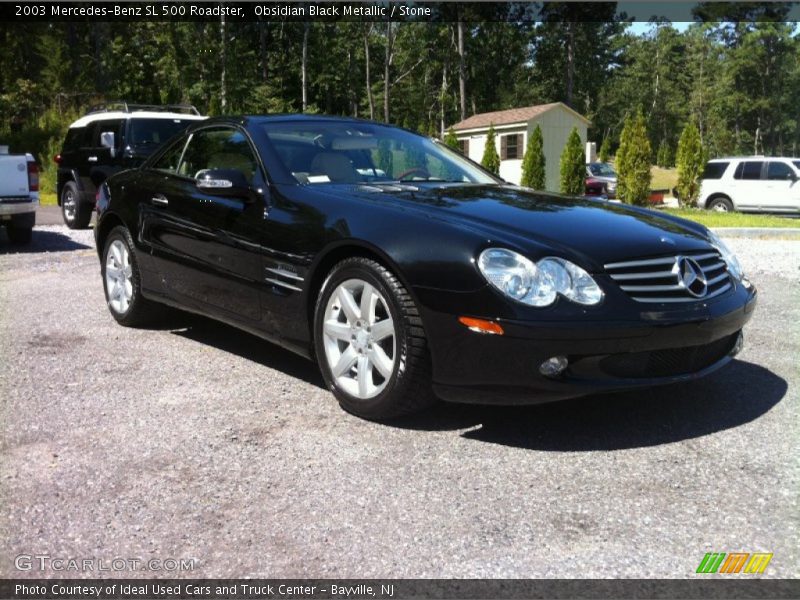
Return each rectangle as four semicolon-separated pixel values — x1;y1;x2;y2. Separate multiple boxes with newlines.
101;226;161;326
707;196;734;212
61;181;92;229
314;257;436;420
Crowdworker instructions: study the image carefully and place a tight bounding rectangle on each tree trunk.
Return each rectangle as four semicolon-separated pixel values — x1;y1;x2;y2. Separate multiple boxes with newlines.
259;21;268;82
301;22;309;112
565;22;575;107
219;12;227;111
363;24;375;120
440;56;448;135
384;21;393;123
457;20;466;121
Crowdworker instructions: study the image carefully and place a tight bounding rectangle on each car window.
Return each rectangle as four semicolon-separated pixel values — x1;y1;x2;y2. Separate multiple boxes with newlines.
178;128;259;183
701;162;729;180
92;119;124;148
63;127;85;152
734;161;763;180
262;121;495;185
129;118;195;147
766;161;794;180
152;135;189;174
588;163;616;177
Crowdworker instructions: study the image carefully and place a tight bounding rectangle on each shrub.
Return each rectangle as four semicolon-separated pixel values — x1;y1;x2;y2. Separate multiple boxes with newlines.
616;111;652;206
559;126;585;195
481;123;500;175
520;124;546;189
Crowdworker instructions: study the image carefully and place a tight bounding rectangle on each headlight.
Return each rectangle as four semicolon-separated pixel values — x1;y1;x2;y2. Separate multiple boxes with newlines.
478;248;603;307
707;231;744;280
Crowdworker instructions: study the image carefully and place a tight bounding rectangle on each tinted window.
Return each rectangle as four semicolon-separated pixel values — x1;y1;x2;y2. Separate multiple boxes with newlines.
793;161;800;170
588;163;617;177
62;128;85;152
129;118;195;147
734;161;763;180
152;136;189;174
262;121;495;185
92;119;124;147
179;128;259;183
766;161;794;180
701;162;729;180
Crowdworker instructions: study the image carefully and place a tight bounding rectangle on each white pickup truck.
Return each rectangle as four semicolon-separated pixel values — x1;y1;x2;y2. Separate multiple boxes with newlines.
0;146;38;244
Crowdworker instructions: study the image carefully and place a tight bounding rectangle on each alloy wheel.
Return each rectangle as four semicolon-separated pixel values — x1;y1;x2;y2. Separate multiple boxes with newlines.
322;278;396;399
105;239;133;314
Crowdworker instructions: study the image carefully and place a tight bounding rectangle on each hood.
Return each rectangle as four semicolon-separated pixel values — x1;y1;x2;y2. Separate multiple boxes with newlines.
320;183;713;271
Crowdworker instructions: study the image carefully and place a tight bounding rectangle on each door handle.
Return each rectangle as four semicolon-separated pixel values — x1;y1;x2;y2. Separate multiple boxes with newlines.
151;194;169;206
88;156;98;162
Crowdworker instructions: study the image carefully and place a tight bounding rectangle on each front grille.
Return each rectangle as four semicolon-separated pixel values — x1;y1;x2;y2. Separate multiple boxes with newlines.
605;250;732;303
599;332;739;378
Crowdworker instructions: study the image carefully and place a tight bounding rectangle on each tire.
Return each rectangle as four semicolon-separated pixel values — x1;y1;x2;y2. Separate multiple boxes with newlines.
61;181;92;229
7;224;32;245
101;226;162;327
707;196;734;212
314;257;436;420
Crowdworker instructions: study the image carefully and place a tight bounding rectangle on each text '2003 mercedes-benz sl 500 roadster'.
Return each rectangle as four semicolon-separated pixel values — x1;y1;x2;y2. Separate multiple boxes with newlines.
94;115;756;420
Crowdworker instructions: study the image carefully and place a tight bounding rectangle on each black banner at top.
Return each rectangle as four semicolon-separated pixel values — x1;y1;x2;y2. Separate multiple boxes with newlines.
4;1;800;23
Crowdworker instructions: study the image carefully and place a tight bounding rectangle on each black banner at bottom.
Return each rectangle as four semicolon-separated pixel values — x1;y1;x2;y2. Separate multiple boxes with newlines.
1;579;798;600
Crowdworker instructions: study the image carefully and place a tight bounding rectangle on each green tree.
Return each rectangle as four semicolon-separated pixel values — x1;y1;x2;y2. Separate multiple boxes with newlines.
616;110;652;205
675;121;704;207
444;126;459;150
481;123;500;175
559;126;585;195
520;124;545;189
598;135;612;163
656;140;670;167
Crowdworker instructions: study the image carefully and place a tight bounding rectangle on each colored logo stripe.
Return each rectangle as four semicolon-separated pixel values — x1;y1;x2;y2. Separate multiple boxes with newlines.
697;553;726;573
744;553;773;574
720;553;749;573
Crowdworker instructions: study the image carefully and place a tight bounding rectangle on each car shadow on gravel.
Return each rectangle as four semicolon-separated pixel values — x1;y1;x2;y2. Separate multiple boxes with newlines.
0;229;91;254
387;360;786;451
167;313;325;388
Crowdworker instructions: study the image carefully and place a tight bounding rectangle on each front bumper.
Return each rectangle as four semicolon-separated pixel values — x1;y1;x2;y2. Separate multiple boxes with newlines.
417;282;757;405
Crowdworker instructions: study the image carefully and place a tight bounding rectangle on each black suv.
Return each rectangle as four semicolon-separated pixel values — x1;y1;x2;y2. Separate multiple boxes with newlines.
55;102;205;228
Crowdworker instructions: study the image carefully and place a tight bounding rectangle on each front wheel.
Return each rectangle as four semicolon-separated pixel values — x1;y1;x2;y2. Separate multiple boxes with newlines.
61;181;92;229
314;257;436;420
101;226;161;326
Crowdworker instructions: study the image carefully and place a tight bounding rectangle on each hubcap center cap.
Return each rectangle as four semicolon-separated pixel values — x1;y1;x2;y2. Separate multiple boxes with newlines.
354;329;370;351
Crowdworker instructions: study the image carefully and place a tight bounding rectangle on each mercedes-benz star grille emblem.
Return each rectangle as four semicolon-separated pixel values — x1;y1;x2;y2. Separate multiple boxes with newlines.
676;257;708;298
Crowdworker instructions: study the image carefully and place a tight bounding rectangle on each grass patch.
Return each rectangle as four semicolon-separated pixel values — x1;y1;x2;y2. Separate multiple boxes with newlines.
40;192;57;206
651;166;678;191
661;207;799;228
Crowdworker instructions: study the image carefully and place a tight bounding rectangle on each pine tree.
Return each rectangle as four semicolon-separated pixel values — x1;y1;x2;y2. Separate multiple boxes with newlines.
598;135;612;163
675;121;704;207
559;126;585;195
616;111;652;206
481;124;501;175
520;124;546;189
657;140;669;168
444;127;460;150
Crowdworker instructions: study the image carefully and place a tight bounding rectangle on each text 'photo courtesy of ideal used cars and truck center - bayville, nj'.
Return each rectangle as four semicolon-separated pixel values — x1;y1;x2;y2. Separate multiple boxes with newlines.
0;2;798;600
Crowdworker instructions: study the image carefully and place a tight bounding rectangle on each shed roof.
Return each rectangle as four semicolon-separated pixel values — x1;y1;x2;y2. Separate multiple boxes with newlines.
451;102;590;131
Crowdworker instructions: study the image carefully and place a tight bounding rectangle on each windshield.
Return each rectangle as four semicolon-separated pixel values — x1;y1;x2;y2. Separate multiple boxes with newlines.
129;118;195;146
588;163;617;177
261;121;497;185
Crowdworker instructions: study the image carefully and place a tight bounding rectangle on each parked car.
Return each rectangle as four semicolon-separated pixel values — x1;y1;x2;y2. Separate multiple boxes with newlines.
584;176;608;198
55;102;206;229
94;116;756;420
586;162;617;198
699;157;800;213
0;147;38;244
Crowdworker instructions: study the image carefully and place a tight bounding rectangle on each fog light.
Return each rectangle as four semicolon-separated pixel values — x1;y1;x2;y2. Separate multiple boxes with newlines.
731;332;744;357
539;356;568;377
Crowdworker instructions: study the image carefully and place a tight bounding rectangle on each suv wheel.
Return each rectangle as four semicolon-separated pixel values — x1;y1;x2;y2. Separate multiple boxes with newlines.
101;226;162;326
314;257;436;420
707;196;734;212
61;181;92;229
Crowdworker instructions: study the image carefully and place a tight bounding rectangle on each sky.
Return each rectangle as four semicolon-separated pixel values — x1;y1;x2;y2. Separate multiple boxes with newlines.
627;22;692;36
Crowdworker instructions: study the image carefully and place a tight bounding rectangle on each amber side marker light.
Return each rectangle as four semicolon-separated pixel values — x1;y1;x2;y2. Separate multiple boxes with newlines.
458;316;504;335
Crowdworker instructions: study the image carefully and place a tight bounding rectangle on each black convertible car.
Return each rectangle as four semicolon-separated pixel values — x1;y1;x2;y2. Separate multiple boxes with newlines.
95;116;757;419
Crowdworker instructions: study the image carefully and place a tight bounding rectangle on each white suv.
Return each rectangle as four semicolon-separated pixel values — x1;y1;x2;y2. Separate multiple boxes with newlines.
699;157;800;213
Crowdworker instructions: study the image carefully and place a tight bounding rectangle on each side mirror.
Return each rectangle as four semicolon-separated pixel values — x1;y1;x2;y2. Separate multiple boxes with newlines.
100;131;116;157
196;169;253;200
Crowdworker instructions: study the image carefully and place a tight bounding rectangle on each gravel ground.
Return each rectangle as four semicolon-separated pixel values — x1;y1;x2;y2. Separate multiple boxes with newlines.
0;225;798;579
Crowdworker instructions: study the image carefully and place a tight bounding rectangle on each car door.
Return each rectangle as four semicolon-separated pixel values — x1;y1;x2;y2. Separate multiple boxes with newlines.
763;160;800;212
730;160;763;210
86;118;125;191
139;126;267;325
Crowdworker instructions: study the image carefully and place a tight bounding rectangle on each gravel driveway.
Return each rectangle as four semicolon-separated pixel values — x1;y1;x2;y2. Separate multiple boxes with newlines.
0;225;797;579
